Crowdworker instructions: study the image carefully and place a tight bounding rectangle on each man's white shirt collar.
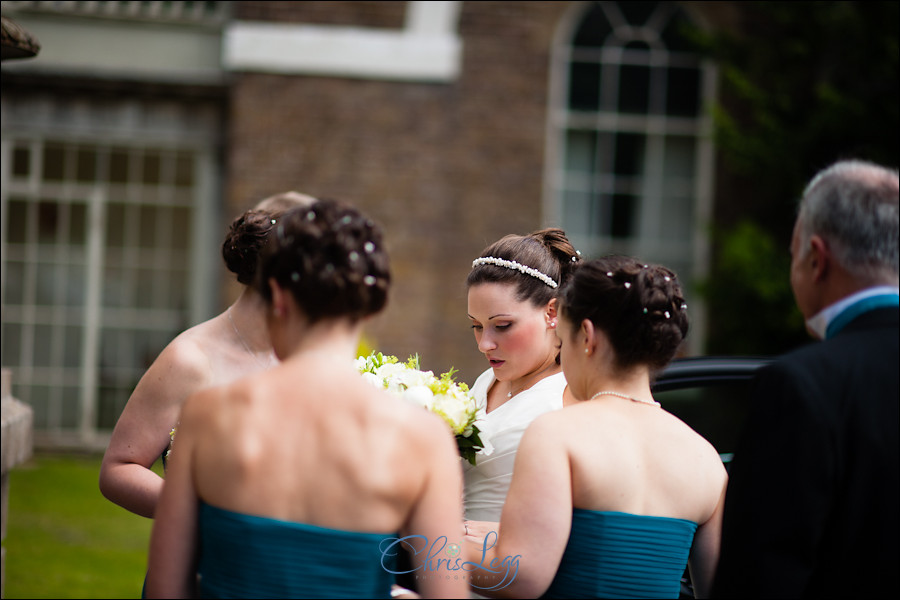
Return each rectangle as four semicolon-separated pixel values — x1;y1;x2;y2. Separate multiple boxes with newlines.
806;285;900;340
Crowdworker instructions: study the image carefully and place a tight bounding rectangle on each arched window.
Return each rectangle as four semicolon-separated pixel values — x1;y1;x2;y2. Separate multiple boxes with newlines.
545;1;715;352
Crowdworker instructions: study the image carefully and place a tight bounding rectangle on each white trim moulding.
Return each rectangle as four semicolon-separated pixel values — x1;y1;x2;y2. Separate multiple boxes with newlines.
223;1;462;82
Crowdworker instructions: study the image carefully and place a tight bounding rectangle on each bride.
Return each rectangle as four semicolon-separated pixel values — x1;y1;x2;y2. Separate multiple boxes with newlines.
463;229;581;523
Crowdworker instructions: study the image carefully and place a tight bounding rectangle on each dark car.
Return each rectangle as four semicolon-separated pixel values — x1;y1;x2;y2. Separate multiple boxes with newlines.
653;356;772;465
651;356;772;598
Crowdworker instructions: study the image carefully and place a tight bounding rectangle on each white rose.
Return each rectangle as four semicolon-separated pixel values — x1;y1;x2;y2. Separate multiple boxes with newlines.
432;393;470;433
360;372;382;389
402;368;434;389
375;362;405;380
403;385;434;410
372;363;406;392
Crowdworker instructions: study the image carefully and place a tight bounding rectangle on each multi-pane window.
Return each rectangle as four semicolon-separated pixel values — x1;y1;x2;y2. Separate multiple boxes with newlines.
1;95;219;445
546;1;715;351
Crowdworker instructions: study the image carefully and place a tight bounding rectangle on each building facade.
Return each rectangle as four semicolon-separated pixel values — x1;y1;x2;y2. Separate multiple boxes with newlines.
1;1;737;447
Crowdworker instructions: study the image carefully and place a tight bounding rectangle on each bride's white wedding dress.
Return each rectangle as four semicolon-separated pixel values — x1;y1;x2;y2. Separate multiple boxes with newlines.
463;369;567;521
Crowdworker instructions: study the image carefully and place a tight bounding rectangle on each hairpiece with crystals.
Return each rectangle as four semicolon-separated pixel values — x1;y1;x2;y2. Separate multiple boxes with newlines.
472;257;558;288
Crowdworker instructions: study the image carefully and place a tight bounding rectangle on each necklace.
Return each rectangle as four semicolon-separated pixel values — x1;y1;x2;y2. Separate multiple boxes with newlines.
227;307;275;370
588;390;660;407
507;362;558;398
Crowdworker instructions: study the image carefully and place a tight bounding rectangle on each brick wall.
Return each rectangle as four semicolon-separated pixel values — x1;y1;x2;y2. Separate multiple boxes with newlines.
226;1;571;383
235;1;408;28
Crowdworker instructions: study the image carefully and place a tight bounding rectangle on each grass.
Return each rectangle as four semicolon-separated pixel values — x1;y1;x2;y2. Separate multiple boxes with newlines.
4;452;162;599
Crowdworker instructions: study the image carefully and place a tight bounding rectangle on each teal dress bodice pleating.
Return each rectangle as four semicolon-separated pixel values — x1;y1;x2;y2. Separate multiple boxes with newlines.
542;509;697;599
197;502;397;599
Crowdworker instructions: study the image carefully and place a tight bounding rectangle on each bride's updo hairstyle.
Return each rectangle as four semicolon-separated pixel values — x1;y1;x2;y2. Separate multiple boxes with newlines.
560;255;689;374
467;228;581;307
255;198;390;323
222;191;316;285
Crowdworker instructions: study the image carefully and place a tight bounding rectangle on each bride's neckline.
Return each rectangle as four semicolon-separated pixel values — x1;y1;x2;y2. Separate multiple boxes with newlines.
486;371;561;413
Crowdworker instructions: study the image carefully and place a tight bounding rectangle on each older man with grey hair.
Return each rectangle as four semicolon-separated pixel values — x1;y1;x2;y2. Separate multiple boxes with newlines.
713;159;899;598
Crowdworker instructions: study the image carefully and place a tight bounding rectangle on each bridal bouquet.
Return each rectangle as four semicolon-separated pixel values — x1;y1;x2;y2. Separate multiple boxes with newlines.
355;352;491;465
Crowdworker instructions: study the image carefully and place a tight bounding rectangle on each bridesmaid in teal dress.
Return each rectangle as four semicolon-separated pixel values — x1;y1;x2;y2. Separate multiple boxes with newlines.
146;199;466;599
463;256;727;599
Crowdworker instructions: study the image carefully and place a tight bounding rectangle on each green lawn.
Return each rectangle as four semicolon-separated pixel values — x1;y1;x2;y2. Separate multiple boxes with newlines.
4;452;161;599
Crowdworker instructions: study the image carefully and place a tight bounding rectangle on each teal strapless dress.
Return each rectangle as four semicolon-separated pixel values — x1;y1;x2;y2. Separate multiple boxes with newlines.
542;509;697;599
197;502;397;599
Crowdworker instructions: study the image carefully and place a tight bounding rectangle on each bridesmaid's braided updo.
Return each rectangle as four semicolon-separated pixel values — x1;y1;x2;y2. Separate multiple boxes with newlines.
222;192;315;285
560;255;689;373
255;198;390;323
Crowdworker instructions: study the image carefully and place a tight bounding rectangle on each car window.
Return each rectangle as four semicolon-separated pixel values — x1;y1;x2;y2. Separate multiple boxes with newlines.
656;382;753;465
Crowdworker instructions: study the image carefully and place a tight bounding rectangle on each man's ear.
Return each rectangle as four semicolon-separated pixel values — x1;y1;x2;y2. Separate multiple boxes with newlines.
809;235;830;283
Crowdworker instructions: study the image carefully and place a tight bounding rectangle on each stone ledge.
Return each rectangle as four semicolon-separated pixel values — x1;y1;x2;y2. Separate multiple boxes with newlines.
2;367;32;599
1;370;33;474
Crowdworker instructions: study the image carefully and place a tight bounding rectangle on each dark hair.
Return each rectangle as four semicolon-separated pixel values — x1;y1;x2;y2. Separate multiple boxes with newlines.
254;198;390;323
222;192;315;285
467;228;581;307
560;255;689;374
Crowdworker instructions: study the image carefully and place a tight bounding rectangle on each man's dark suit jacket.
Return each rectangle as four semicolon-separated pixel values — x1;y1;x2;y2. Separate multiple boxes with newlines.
713;306;899;598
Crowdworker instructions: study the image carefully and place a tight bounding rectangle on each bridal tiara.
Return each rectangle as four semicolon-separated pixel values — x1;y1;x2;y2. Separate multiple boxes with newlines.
471;257;558;288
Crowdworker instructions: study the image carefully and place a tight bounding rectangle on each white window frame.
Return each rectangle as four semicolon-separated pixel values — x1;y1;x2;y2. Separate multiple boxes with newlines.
543;1;717;353
224;1;463;82
1;93;220;447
